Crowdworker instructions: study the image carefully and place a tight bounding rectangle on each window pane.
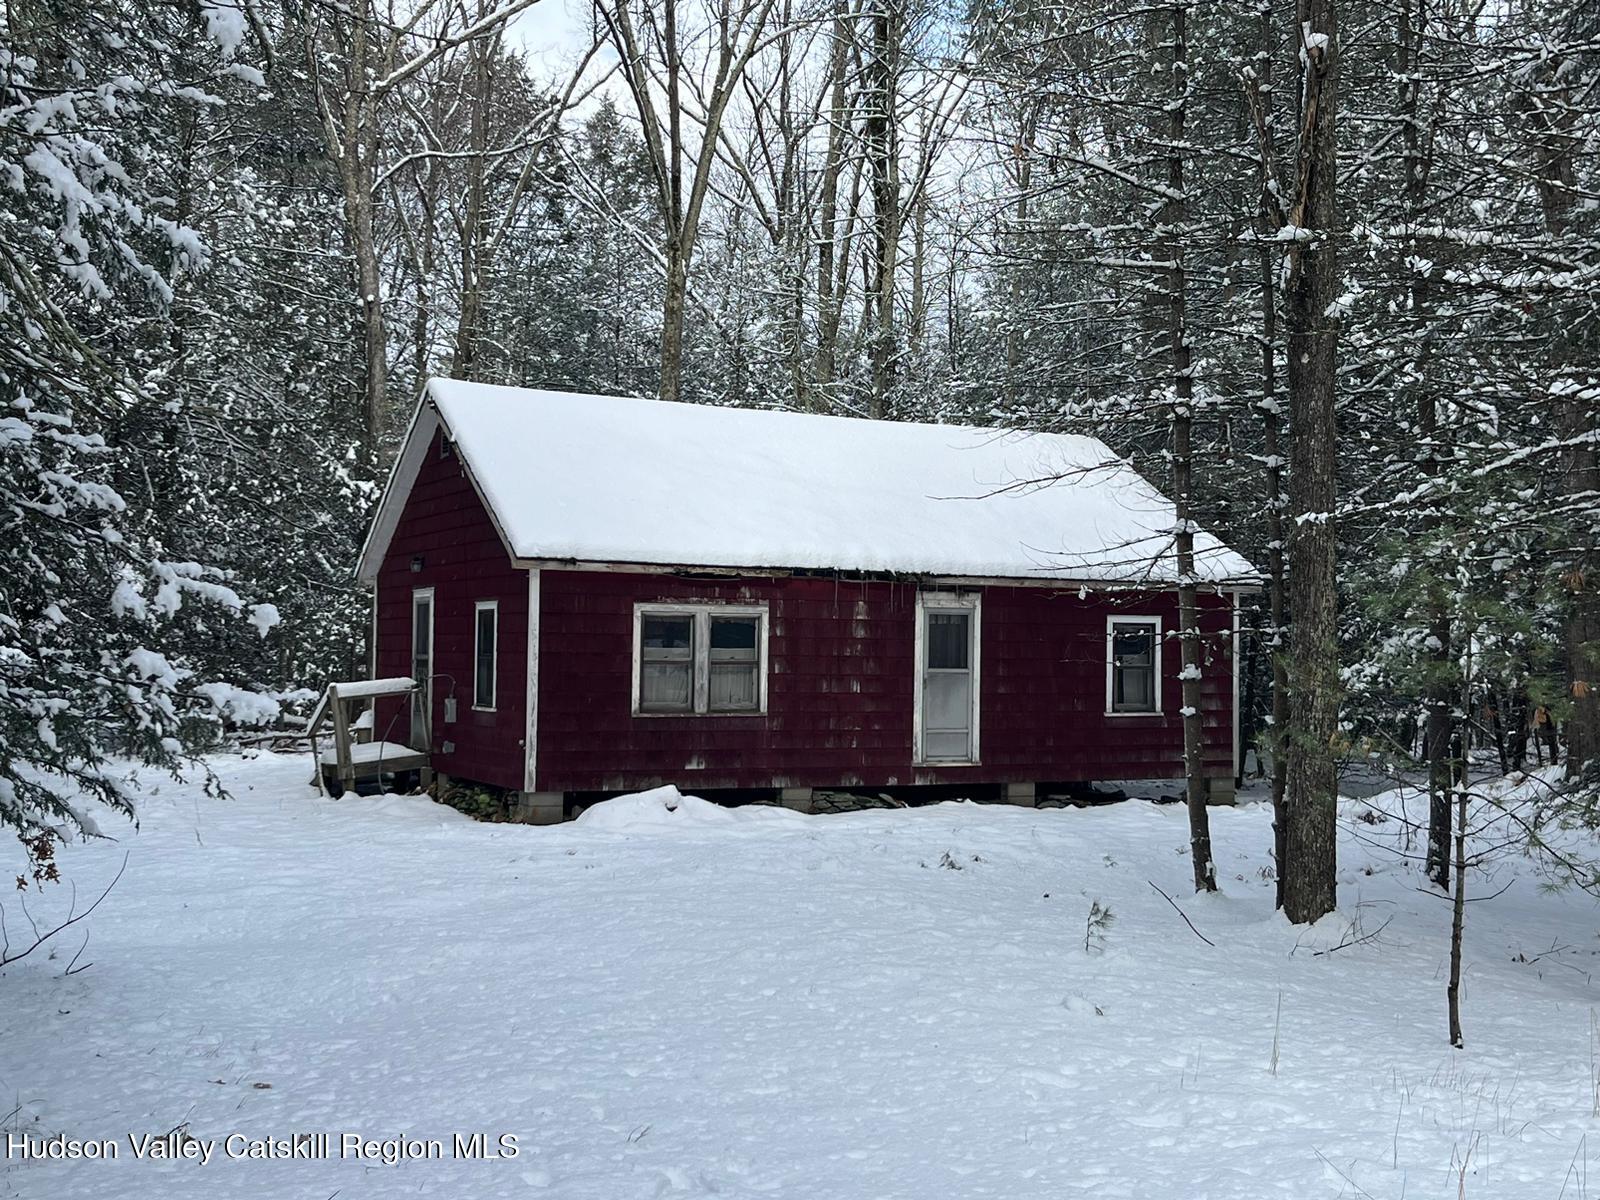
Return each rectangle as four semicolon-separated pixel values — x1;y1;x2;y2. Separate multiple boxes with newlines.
1112;625;1153;666
925;729;971;760
709;662;758;711
641;662;693;710
924;673;971;731
640;614;695;711
412;599;430;651
475;607;496;708
643;614;693;650
411;599;431;681
1112;623;1156;712
1116;665;1154;711
926;612;970;670
710;617;758;657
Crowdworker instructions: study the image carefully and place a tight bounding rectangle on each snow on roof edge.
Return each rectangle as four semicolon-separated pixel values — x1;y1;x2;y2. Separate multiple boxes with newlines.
358;380;1262;587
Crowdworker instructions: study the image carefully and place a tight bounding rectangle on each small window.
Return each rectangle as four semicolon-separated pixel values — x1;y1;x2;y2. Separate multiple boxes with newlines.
1108;617;1160;714
635;604;768;715
474;601;498;710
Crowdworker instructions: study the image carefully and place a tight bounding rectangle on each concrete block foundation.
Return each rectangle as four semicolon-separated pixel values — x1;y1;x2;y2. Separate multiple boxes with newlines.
509;791;565;825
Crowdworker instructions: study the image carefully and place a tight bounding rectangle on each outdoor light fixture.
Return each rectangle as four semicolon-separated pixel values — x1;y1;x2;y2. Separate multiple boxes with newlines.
410;555;424;573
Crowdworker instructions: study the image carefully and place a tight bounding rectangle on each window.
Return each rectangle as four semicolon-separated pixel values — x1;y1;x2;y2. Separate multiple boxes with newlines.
708;615;761;711
474;600;498;710
640;613;695;712
915;592;980;765
1107;616;1161;714
634;604;768;715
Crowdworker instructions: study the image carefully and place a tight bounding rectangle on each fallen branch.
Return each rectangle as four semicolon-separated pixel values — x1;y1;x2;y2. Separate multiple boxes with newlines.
1311;916;1393;957
1;854;128;968
1148;879;1215;947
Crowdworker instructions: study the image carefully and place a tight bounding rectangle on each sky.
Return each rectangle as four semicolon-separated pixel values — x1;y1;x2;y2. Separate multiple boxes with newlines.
510;0;595;68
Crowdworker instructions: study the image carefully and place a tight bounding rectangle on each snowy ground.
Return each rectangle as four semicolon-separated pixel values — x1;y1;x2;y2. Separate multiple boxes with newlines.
3;754;1599;1199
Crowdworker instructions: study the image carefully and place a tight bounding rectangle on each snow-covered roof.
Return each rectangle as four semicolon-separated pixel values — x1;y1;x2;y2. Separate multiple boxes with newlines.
356;380;1257;586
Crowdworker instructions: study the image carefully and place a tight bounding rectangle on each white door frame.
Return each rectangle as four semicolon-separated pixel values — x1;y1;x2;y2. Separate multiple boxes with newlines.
410;586;435;749
913;590;981;766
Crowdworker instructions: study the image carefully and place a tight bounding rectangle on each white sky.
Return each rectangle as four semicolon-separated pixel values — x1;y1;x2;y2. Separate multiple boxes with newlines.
510;0;595;67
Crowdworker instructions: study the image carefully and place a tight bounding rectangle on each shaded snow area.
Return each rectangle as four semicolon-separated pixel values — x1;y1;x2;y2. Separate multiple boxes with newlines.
4;755;1598;1199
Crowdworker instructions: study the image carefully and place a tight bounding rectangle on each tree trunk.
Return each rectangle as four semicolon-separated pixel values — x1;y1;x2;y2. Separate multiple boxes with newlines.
1162;2;1215;894
1521;46;1598;776
1446;739;1468;1046
1247;0;1289;908
864;0;898;419
907;188;927;360
660;241;689;405
1004;107;1035;408
811;0;850;407
451;20;494;381
1281;0;1341;926
1561;417;1599;774
1565;566;1600;776
1397;0;1453;888
350;146;387;457
1424;607;1453;889
304;0;388;462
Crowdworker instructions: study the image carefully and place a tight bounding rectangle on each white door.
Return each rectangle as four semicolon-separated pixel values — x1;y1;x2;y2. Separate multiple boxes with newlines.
920;603;977;763
410;588;434;749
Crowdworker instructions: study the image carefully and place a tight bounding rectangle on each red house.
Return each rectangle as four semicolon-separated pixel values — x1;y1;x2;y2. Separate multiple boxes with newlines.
356;380;1257;822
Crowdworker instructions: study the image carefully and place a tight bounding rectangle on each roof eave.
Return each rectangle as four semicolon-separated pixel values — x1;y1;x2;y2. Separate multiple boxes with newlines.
507;555;1264;592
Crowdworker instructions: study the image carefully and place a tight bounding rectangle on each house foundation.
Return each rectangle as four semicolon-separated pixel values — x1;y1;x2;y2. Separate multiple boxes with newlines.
778;786;815;814
1002;782;1037;807
509;791;565;825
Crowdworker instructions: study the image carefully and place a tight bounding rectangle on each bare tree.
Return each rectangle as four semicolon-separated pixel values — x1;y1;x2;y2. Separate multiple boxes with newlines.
1281;0;1342;925
292;0;547;456
862;0;899;416
1244;1;1289;906
597;0;786;403
1161;0;1215;893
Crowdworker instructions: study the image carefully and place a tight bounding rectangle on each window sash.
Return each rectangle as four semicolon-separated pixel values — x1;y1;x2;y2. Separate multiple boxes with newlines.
707;616;759;712
640;661;695;711
925;612;971;670
473;602;497;710
635;606;766;715
1109;620;1160;713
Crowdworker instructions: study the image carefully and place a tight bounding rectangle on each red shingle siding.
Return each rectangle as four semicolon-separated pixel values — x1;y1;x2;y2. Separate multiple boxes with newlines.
534;570;1235;793
374;431;527;790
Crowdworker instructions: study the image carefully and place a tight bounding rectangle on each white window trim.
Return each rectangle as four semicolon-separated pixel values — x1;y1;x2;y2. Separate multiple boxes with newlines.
411;587;435;746
473;599;499;712
631;602;770;717
1230;589;1242;782
1106;614;1162;717
913;591;981;767
524;569;540;792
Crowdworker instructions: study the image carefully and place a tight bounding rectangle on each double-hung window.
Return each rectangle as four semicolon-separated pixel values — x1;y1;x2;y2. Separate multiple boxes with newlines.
473;600;498;711
635;603;768;715
1107;616;1161;714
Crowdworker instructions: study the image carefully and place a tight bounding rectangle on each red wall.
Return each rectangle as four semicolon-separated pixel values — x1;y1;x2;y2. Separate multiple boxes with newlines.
535;570;1235;794
374;431;527;790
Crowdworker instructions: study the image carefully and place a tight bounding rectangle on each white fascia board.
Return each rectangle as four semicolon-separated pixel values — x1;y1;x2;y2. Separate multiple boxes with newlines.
354;402;443;585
